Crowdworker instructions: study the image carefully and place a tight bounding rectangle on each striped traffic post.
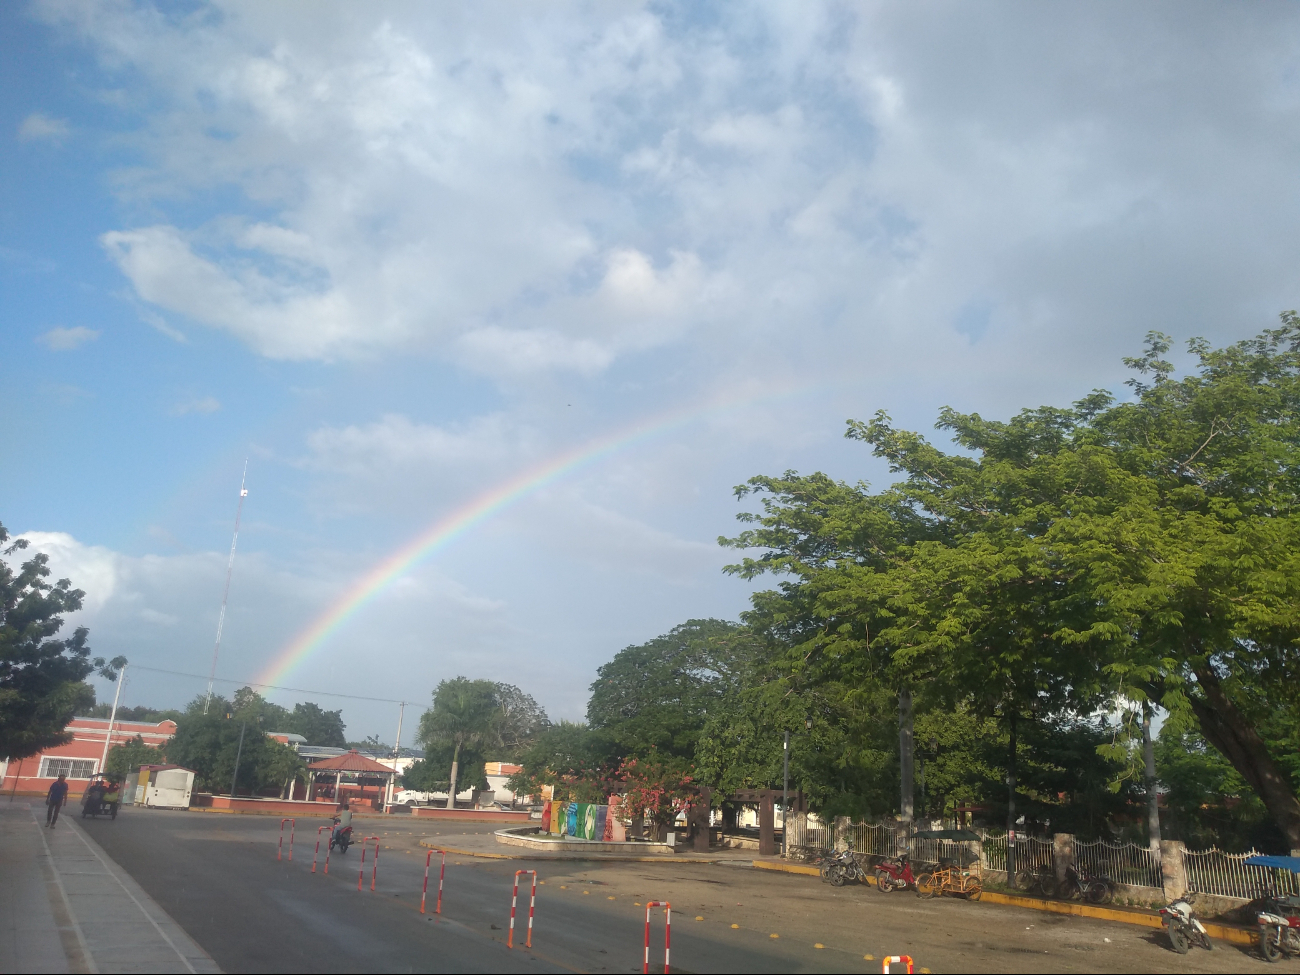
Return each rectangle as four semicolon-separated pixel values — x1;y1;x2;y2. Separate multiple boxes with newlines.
312;826;331;873
358;836;381;891
508;869;537;948
643;901;671;973
278;818;295;860
422;849;446;914
882;955;914;974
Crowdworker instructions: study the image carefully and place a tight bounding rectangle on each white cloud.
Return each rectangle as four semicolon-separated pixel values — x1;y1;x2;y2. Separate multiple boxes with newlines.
38;326;100;351
18;112;69;142
170;396;221;416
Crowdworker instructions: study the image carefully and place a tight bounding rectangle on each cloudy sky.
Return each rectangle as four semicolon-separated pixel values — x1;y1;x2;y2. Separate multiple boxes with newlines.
4;1;1299;741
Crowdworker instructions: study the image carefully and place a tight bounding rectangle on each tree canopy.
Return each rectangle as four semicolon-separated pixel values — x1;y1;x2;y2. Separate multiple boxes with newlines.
0;521;120;761
721;320;1300;846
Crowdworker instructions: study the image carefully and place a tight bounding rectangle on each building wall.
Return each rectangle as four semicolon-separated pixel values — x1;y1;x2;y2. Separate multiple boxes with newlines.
0;717;177;798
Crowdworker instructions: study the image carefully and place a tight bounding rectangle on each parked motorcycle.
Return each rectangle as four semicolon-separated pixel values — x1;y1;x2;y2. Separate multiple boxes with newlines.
821;845;870;887
875;853;919;893
1160;899;1212;954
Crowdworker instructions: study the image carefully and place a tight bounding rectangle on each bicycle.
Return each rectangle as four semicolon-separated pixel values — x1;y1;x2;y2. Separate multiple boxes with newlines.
1014;865;1058;897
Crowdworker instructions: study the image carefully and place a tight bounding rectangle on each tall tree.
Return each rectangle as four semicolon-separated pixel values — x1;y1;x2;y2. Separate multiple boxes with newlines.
416;678;499;808
493;683;550;760
285;701;347;747
723;319;1300;846
587;619;753;760
0;522;114;760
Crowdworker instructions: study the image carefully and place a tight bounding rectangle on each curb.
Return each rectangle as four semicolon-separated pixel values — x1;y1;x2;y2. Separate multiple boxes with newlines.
978;891;1254;946
753;860;1255;947
184;806;396;819
429;839;744;864
753;860;823;878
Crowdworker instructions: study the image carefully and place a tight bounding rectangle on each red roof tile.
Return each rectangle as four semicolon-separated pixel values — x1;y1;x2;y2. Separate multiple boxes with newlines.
306;749;400;774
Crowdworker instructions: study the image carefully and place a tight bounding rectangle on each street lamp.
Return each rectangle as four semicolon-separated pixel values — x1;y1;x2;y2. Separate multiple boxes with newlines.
781;716;814;857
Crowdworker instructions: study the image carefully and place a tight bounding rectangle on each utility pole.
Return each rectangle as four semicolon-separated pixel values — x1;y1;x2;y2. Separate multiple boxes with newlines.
1143;701;1161;849
98;661;127;775
782;730;790;857
386;702;405;808
1006;708;1018;887
205;463;248;713
230;720;247;798
898;688;914;823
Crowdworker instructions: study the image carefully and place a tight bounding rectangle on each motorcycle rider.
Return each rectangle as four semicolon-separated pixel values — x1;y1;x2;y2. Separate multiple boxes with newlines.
332;799;353;846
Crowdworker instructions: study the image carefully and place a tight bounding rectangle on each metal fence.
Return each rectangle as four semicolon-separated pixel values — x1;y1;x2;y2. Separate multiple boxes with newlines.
1182;848;1300;901
1075;839;1163;890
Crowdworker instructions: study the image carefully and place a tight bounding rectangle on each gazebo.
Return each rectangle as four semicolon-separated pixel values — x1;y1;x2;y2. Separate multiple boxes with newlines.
306;750;401;809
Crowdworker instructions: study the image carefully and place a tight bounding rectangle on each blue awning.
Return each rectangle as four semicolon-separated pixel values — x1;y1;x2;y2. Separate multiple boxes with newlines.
1244;855;1300;873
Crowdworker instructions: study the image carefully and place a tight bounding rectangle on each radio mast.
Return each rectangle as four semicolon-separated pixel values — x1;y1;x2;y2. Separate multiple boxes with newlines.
204;462;248;713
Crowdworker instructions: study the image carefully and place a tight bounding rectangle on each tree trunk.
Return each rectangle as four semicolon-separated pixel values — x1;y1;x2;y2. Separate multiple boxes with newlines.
446;742;460;810
1142;702;1161;849
898;687;914;823
1188;665;1300;849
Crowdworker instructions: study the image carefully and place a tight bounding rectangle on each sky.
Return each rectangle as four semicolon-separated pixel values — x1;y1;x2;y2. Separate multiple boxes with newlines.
4;1;1300;743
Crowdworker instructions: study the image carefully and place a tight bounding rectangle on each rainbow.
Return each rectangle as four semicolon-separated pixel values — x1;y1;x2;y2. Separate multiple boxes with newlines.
254;384;806;687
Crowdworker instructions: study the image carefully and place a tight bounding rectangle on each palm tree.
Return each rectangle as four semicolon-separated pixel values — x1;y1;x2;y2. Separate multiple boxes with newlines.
417;678;499;808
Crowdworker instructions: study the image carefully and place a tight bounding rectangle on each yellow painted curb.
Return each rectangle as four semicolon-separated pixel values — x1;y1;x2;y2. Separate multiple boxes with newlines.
978;892;1254;946
753;860;822;877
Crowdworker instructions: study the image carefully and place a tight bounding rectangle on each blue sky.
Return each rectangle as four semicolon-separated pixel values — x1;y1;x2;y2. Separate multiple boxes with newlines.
5;1;1300;741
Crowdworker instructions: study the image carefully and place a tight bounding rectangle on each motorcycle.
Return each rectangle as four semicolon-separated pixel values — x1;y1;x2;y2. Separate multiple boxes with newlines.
328;821;353;853
1160;899;1212;954
875;853;919;893
821;845;870;887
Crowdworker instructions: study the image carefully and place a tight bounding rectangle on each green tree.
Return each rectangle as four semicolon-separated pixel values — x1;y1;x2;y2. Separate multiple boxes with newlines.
416;678;499;807
284;701;346;747
105;733;163;780
493;683;550;760
165;695;301;795
0;522;118;760
587;619;752;760
508;721;612;802
722;319;1300;846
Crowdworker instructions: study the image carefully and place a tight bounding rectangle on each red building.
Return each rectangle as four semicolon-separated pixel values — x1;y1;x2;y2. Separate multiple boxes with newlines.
0;716;177;798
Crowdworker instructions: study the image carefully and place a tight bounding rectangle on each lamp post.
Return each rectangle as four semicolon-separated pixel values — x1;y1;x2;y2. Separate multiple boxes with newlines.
781;716;813;857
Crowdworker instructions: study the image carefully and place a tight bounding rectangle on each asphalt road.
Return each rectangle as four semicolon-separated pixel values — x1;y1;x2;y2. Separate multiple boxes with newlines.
80;809;1276;974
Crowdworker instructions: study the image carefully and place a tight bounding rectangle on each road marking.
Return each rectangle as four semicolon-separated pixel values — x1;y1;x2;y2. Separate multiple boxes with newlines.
769;933;779;938
731;923;740;929
814;943;825;949
607;896;615;900
864;954;874;961
560;885;569;889
582;890;589;895
695;916;703;921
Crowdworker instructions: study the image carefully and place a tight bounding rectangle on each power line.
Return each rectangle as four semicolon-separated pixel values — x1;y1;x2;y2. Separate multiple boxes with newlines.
129;664;429;710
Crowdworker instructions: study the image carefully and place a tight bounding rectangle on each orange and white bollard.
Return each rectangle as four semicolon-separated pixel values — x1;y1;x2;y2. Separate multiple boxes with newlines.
278;818;295;861
508;869;537;948
312;825;331;873
422;849;446;915
643;901;671;974
357;836;381;891
882;955;914;974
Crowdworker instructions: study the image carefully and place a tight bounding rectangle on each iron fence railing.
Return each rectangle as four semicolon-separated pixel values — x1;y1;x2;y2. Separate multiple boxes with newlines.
1182;848;1300;901
1074;839;1163;890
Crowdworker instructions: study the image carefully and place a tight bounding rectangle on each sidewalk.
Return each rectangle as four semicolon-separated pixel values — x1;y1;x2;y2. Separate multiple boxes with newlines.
0;801;221;974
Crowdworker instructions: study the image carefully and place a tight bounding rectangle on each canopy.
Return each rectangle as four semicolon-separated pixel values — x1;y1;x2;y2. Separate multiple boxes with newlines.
1244;855;1300;873
911;829;982;841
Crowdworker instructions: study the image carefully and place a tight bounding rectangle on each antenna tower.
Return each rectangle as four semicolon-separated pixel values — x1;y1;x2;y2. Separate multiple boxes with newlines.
204;462;248;713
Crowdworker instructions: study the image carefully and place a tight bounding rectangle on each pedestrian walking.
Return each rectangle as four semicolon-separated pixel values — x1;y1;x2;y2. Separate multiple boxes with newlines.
46;773;69;827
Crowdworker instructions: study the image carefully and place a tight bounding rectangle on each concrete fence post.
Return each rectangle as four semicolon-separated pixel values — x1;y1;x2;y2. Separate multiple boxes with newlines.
1159;839;1187;902
1053;833;1074;887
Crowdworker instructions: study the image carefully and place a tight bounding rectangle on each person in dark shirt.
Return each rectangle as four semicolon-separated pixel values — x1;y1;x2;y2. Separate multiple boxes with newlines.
46;774;69;827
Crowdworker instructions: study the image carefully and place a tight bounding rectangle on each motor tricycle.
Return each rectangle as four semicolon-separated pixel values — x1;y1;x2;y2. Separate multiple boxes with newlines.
1245;855;1300;962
